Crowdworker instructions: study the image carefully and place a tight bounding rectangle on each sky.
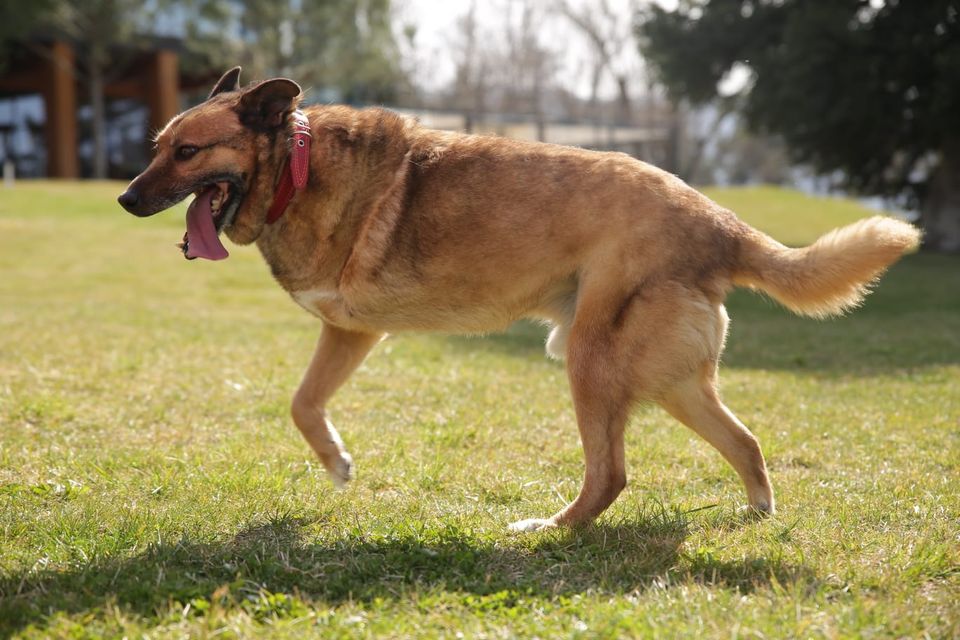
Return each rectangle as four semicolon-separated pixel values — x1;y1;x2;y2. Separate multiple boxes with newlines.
396;0;669;100
393;0;751;103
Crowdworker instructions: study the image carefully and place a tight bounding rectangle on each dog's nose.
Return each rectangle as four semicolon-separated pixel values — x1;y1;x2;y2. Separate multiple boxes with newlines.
117;189;139;212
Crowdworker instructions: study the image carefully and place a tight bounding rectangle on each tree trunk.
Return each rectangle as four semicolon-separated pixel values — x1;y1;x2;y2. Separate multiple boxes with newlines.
89;58;108;179
920;142;960;253
589;64;602;145
615;75;631;124
665;101;683;176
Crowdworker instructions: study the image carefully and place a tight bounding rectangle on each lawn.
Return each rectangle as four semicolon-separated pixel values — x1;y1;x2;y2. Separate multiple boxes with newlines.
1;182;957;638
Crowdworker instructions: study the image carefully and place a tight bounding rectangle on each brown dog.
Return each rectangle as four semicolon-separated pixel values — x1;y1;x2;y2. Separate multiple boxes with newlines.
119;68;920;530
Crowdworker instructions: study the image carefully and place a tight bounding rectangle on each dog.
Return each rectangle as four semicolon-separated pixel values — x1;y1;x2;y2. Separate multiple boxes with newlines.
118;67;920;531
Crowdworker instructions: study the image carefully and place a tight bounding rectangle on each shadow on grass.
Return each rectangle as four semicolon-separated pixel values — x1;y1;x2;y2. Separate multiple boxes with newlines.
443;255;960;373
0;510;814;635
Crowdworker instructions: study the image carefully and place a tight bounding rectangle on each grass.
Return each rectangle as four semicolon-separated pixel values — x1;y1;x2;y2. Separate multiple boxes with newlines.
1;182;958;638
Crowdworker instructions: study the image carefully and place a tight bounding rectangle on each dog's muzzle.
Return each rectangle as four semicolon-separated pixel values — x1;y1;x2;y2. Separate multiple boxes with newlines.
117;189;141;214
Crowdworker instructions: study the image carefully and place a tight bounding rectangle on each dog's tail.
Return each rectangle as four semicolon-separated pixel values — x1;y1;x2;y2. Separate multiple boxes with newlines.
732;216;921;318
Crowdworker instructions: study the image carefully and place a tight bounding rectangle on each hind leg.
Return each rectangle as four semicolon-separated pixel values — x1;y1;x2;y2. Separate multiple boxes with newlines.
658;368;775;515
510;275;767;531
510;275;677;532
510;323;630;532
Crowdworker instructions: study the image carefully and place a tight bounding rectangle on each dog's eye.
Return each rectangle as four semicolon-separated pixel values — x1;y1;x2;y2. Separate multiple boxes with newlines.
176;145;199;161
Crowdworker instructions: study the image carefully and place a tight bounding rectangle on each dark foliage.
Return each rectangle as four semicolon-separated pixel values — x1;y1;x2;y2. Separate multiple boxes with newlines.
638;0;960;250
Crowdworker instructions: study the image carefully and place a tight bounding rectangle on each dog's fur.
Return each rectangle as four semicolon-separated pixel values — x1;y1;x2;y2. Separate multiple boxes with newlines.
120;69;921;530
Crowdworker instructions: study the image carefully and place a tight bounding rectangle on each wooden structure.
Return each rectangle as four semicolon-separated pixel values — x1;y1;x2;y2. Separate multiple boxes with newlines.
0;39;184;178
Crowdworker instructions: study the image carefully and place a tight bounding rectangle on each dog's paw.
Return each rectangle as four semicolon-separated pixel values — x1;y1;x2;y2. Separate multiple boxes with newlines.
508;517;557;533
326;451;354;489
739;501;775;518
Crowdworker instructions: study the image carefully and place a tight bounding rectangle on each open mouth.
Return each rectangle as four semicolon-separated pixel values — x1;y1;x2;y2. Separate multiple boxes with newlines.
179;181;240;261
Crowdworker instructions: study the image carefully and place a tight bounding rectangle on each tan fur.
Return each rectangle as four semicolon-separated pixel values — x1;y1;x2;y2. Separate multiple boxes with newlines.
122;72;921;529
734;217;921;318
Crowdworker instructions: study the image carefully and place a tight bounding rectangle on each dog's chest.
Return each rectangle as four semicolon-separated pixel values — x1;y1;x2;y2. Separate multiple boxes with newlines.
290;288;350;324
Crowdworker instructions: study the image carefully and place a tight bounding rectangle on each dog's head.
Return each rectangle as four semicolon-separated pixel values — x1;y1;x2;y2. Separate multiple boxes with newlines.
117;67;301;259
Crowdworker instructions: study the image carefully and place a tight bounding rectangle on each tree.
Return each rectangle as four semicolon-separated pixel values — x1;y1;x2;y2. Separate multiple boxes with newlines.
501;0;556;139
712;119;791;185
61;1;141;179
0;1;60;70
297;0;405;104
185;0;407;104
558;0;637;125
638;0;960;252
449;2;491;132
445;0;559;137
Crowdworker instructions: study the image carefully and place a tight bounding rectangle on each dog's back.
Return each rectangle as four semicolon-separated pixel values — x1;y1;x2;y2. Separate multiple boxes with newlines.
308;107;919;329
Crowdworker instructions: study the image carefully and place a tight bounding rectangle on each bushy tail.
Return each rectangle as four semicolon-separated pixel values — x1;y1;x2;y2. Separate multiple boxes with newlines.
732;216;921;318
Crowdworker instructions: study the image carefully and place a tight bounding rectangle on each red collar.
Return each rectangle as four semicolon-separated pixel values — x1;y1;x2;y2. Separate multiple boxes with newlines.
266;109;312;225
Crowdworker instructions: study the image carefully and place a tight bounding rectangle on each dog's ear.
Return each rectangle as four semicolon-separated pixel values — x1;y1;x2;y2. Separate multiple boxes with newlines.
209;66;242;99
236;78;302;130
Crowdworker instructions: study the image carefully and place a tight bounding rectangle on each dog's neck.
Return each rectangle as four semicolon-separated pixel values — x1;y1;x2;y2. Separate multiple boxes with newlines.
265;109;313;225
253;106;417;294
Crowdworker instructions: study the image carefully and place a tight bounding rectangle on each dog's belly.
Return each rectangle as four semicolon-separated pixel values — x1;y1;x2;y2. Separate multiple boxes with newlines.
290;280;573;334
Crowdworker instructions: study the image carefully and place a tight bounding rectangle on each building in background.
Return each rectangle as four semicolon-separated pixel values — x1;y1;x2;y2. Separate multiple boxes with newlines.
0;37;213;179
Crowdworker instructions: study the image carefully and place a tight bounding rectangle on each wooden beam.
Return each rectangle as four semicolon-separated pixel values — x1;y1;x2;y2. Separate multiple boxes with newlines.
0;62;48;94
44;41;78;178
103;78;145;100
145;49;180;136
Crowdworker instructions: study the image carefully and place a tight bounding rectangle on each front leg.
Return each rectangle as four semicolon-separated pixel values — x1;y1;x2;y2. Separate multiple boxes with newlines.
291;323;383;487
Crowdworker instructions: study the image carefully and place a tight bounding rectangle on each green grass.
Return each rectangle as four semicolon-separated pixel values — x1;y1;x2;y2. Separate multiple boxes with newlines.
1;182;958;638
702;185;877;248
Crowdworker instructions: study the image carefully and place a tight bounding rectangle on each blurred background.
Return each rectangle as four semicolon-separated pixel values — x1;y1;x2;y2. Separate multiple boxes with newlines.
0;0;957;251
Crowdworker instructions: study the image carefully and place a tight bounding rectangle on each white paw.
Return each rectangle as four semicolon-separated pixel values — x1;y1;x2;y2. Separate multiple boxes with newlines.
508;517;556;533
327;451;354;489
739;501;775;518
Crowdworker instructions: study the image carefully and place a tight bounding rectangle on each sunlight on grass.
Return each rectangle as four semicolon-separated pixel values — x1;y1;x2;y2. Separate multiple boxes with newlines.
1;181;958;638
703;185;882;247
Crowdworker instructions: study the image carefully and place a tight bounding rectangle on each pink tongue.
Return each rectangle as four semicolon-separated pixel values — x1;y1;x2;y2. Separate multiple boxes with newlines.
184;186;229;260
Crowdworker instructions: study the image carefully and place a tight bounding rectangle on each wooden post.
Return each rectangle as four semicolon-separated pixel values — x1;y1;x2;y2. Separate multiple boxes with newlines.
44;41;79;178
145;49;180;136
